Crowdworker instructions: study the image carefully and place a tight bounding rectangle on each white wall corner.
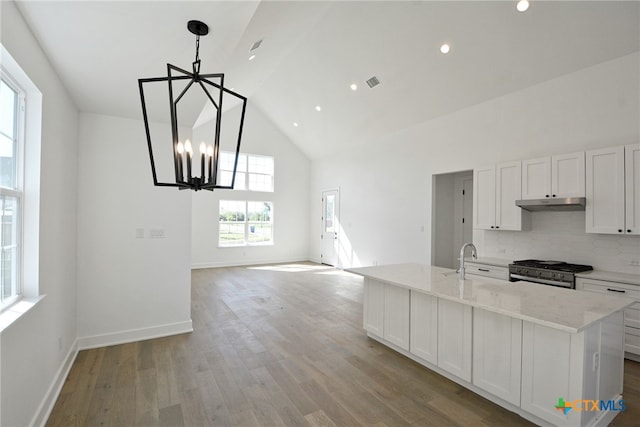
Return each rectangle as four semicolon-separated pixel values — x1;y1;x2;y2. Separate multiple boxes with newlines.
30;338;78;427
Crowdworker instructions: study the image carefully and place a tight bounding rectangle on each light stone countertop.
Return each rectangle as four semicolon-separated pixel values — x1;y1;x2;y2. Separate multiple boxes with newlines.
575;270;640;286
347;263;634;333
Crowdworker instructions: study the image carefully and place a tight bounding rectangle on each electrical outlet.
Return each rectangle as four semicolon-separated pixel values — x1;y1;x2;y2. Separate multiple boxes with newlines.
135;228;145;239
629;260;640;266
149;228;166;239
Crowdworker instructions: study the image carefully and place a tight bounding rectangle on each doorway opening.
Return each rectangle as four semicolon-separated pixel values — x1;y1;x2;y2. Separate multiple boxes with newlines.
321;189;340;266
432;171;473;269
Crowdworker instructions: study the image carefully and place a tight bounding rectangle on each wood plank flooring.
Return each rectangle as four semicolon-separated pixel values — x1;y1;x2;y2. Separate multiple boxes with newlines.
47;263;640;426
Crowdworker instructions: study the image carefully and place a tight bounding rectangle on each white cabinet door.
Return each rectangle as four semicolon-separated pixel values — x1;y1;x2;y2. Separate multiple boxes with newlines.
522;157;551;199
495;161;522;230
363;279;384;337
552;152;585;198
586;146;625;234
384;285;410;350
410;291;438;364
625;144;640;235
473;166;496;230
520;322;575;426
437;299;472;382
472;309;522;406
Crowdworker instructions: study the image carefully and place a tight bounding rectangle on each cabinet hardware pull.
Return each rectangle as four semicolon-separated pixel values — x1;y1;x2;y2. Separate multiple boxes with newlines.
618;229;623;233
552;194;556;197
478;268;490;272
545;195;549;198
628;230;632;233
607;288;626;293
490;226;494;229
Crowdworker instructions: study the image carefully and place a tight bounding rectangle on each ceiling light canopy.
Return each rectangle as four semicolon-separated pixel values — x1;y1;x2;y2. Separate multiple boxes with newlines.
138;20;247;192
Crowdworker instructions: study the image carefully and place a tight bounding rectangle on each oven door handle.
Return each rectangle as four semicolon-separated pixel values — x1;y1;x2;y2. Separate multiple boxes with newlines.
510;274;572;288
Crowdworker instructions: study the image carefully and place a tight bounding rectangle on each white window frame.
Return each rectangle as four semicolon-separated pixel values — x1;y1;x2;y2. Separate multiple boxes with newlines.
218;200;274;247
218;151;274;192
0;70;25;312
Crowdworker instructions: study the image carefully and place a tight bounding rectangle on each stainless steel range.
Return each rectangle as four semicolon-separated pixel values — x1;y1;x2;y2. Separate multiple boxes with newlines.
508;259;593;289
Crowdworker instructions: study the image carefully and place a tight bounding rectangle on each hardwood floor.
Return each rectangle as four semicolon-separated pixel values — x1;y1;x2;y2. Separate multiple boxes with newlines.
47;263;640;426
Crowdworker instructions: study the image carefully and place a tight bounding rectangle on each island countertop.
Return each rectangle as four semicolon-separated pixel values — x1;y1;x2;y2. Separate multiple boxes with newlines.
347;263;634;333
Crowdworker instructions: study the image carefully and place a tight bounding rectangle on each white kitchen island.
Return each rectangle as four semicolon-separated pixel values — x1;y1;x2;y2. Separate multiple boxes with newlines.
347;263;634;427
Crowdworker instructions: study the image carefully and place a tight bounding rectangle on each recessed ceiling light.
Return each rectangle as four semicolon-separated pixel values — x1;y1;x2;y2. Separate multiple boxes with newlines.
315;105;322;112
350;83;358;91
516;0;529;12
293;122;299;127
440;43;451;54
248;54;256;61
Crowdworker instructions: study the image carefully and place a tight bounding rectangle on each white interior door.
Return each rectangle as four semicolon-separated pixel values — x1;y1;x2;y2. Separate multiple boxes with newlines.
321;189;339;266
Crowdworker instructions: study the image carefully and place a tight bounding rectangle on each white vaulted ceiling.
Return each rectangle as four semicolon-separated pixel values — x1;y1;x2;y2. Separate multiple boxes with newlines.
12;1;640;160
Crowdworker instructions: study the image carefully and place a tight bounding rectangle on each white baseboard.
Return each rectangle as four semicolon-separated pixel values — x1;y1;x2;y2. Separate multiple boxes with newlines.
31;339;78;427
77;319;193;350
191;257;312;270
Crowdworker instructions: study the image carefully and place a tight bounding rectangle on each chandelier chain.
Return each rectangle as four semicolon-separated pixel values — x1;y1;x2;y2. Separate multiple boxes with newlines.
195;35;200;63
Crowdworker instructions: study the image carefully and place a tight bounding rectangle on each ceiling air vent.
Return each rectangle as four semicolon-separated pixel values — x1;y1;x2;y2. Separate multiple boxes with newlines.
250;39;263;52
366;76;380;88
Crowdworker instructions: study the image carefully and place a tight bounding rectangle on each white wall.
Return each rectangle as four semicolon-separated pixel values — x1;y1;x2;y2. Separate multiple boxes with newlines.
76;113;192;347
310;52;640;271
0;1;79;425
191;103;310;268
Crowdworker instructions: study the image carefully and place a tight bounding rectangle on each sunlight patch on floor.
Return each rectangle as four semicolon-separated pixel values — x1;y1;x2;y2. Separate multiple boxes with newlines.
247;263;333;273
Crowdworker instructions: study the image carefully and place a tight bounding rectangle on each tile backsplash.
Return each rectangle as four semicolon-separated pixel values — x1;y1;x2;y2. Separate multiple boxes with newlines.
475;211;640;275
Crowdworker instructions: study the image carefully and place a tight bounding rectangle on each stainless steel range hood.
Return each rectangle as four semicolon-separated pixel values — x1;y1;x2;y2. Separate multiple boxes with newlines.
515;197;586;212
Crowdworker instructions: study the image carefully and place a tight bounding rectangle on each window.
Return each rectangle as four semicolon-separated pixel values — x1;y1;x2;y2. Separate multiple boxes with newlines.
218;151;274;192
219;200;273;246
0;74;23;311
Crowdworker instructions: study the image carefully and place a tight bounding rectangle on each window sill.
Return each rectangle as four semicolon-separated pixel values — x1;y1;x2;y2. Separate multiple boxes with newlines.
218;243;275;249
0;295;46;334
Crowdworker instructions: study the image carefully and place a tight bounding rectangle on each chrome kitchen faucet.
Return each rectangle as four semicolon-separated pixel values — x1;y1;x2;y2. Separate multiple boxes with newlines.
458;242;477;280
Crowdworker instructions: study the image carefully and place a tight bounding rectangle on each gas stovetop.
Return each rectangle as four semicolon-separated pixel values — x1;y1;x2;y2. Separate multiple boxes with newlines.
511;259;593;273
508;260;593;288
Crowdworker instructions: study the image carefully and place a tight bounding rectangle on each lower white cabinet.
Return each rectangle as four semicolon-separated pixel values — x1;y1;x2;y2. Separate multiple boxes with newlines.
520;314;624;427
464;262;509;281
384;284;410;350
410;291;438;364
576;277;640;359
437;299;472;382
472;309;522;406
363;278;410;351
363;278;384;337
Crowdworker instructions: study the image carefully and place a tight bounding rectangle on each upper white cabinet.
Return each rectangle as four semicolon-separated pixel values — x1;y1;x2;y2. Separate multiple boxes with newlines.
522;152;585;200
586;144;639;235
473;161;528;231
625;144;640;234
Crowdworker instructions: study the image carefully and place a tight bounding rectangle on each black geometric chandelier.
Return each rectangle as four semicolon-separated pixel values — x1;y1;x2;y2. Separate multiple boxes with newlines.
138;20;247;191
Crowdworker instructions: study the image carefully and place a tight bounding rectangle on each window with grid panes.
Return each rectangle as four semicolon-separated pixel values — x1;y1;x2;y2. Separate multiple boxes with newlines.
219;200;273;246
0;74;23;311
218;151;274;192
